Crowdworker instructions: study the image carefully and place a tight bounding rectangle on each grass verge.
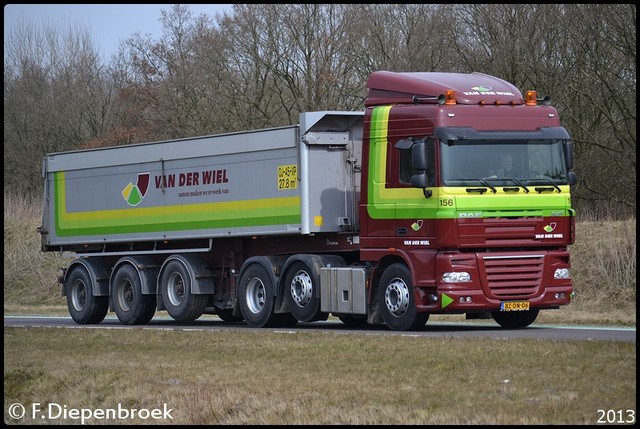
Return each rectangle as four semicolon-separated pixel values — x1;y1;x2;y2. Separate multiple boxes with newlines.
4;327;636;425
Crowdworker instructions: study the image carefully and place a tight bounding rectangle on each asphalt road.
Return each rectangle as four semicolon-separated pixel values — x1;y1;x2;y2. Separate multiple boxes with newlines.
4;315;636;343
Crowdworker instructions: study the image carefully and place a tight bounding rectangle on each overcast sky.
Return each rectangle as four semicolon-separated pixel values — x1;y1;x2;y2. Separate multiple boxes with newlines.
4;4;232;59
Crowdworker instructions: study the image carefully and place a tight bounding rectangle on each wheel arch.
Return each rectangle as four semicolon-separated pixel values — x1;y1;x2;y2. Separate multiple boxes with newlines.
157;254;214;311
111;255;159;296
370;254;412;297
368;255;410;325
237;255;287;312
63;257;110;297
280;254;347;310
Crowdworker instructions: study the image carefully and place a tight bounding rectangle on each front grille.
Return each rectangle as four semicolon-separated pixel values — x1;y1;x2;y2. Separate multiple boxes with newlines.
481;255;544;299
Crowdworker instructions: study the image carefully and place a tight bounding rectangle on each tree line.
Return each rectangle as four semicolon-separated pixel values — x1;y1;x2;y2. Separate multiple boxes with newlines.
4;4;636;219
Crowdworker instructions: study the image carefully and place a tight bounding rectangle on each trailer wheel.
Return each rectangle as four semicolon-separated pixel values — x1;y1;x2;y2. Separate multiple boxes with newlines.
491;309;540;328
112;264;156;325
378;263;429;331
160;260;208;322
238;264;281;328
284;261;325;322
65;265;108;324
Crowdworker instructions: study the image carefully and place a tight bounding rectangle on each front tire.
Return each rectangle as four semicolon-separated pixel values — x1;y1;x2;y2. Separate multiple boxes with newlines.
378;263;429;331
491;309;539;328
65;265;108;324
111;264;156;325
159;259;207;322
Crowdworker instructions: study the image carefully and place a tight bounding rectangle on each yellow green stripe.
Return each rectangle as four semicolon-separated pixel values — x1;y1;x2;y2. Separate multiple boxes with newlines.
366;106;572;220
54;172;301;237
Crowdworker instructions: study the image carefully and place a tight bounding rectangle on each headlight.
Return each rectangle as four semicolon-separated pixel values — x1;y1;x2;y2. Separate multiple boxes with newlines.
554;268;570;279
442;272;471;283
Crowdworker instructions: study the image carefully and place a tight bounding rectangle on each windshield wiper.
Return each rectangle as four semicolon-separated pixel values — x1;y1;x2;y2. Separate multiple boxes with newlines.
477;178;497;193
533;178;561;193
507;178;530;193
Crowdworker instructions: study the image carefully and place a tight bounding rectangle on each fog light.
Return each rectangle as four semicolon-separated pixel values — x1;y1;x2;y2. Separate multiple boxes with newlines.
458;296;473;303
554;292;566;299
428;294;438;302
554;268;570;279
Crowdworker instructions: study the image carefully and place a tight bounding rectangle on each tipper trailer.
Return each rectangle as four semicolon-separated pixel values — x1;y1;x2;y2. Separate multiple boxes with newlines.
40;71;577;331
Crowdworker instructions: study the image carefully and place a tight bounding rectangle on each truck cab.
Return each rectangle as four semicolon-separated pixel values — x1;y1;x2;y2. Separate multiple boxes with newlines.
357;71;576;329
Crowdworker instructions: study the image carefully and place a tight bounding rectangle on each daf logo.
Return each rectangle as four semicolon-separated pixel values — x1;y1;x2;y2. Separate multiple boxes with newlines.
459;212;482;218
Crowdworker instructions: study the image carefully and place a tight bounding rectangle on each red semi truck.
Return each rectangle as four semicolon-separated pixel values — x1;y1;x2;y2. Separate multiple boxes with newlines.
40;71;577;331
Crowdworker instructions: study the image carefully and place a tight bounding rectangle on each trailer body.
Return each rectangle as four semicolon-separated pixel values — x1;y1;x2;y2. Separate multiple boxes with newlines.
42;112;363;246
40;71;576;330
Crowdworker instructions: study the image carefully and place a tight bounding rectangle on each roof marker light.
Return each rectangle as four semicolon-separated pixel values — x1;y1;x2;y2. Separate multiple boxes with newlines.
526;91;552;106
525;90;537;106
444;90;457;105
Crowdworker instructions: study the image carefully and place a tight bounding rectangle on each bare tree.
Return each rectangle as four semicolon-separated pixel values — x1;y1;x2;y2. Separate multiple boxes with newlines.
4;4;635;217
4;19;113;194
558;4;636;217
447;4;636;217
108;4;224;140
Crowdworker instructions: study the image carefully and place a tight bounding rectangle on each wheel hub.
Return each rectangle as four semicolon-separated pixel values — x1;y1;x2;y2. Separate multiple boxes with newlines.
384;278;410;316
290;270;313;307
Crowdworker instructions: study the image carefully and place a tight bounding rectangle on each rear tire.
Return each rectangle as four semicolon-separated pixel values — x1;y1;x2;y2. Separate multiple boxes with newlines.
284;261;325;322
238;264;281;328
160;259;207;322
65;265;108;324
491;309;539;328
112;264;156;325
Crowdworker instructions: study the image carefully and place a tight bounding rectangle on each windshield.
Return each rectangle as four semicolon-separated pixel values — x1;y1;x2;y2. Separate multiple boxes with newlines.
441;139;569;186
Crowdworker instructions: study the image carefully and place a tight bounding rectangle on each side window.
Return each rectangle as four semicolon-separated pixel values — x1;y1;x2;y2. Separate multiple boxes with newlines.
399;150;413;184
425;140;435;186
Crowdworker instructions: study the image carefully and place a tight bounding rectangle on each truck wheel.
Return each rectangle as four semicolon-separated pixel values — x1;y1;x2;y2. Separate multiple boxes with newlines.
491;309;540;328
378;263;429;331
284;261;326;322
65;265;108;324
160;260;207;322
112;264;156;325
238;264;281;328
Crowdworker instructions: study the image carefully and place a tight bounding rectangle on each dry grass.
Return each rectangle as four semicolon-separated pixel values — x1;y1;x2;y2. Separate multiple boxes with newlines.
4;327;636;425
3;193;68;308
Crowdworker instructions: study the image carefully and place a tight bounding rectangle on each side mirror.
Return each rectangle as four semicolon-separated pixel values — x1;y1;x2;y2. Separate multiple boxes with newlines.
411;173;428;188
395;138;432;197
564;141;574;170
412;141;427;171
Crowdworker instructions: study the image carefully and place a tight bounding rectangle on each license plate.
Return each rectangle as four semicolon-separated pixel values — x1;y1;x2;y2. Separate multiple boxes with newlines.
500;301;530;311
